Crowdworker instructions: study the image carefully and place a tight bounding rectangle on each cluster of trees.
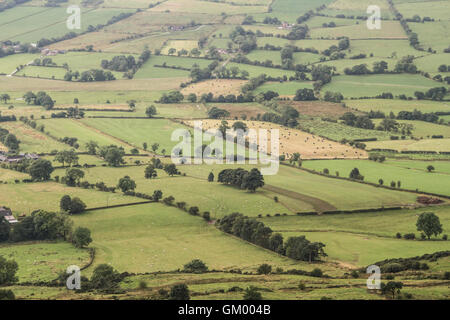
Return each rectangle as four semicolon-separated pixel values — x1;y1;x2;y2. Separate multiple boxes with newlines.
294;88;317;101
229;26;257;53
189;92;255;104
23;91;54;110
0;128;19;151
394;55;417;73
208;106;230;119
340;112;375;130
216;213;326;262
190;61;249;83
217;168;264;192
396;110;439;123
286;25;309;40
261;105;300;128
323;91;344;103
311;65;334;89
60;195;86;214
101;55;137;72
98;145;125;167
0;0;31;13
0;210;72;243
158;91;184;104
54;150;79;167
59;263;123;293
415;87;448;101
76;69;116;82
437;64;449;72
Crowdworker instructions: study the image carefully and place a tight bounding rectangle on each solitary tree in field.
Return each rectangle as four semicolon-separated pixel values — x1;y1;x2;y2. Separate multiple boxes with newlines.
1;94;10;104
29;159;54;181
72;227;92;248
117;176;136;193
427;165;435;172
153;190;163;202
85;141;99;155
145;165;157;179
241;168;265;192
243;286;262;300
169;284;190;300
381;281;403;299
60;195;72;212
151;143;159;153
142;142;148;151
416;212;443;239
208;172;214;182
145;105;157;118
64;168;85;186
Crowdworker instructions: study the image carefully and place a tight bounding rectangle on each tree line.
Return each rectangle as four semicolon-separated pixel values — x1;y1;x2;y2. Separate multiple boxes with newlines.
216;212;327;262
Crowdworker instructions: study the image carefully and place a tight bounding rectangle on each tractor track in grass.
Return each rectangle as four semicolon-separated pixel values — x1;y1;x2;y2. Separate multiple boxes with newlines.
263;184;337;213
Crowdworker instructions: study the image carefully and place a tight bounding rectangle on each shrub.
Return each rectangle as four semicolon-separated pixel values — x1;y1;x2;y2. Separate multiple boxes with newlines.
310;268;323;277
243;286;262;300
396;232;402;239
257;264;272;275
403;233;415;240
188;206;199;216
169;284;190;300
183;259;208;273
138;281;147;290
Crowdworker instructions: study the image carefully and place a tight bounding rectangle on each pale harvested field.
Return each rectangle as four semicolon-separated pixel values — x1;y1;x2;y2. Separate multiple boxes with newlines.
186;120;368;159
181;79;247;96
0;142;7;152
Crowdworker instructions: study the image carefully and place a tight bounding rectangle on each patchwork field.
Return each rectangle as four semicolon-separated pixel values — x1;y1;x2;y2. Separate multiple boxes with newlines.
181;79;247;96
323;74;442;98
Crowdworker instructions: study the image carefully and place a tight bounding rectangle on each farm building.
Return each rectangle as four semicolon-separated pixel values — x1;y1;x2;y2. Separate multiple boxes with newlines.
0;206;18;224
0;153;39;163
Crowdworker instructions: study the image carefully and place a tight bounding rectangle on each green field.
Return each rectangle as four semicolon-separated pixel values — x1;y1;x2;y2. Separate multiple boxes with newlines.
366;138;450;152
372;119;450;139
0;242;90;283
39;118;133;152
254;81;314;95
0;54;40;75
302;159;450;196
0;6;135;43
345;99;450;115
0;121;70;153
0;181;145;214
16;66;67;80
323;74;443;98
